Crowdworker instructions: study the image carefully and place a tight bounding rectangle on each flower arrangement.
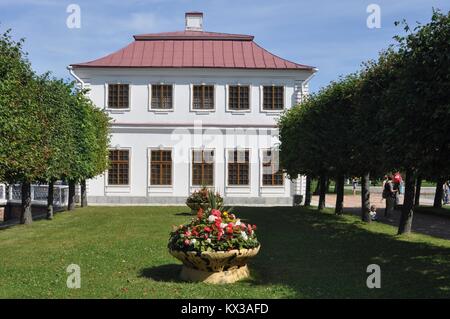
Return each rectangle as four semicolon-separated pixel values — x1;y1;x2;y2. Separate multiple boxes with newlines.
169;191;259;253
185;187;223;213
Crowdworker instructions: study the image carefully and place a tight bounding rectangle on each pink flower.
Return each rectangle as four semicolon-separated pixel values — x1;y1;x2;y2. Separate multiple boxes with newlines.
211;209;221;217
204;226;212;233
183;239;190;246
184;231;191;237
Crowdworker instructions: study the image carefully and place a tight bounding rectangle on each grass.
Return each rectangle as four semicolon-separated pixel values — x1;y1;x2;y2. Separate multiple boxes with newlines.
415;205;450;219
0;206;449;298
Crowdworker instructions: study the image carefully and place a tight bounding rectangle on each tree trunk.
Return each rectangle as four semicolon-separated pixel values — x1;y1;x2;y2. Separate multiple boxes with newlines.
80;179;88;207
20;182;32;225
318;174;326;211
335;175;345;215
433;179;444;209
304;176;312;207
68;180;76;211
414;178;421;207
47;180;54;220
398;168;416;235
361;173;371;223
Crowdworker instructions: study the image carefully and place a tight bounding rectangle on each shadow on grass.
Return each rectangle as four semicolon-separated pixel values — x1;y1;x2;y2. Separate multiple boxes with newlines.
139;264;183;282
174;212;195;216
233;206;450;298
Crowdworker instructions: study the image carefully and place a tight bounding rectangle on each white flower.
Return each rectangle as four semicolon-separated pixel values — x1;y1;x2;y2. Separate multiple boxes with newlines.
235;219;241;226
206;238;211;243
191;238;197;244
241;231;248;241
207;215;216;223
220;223;227;229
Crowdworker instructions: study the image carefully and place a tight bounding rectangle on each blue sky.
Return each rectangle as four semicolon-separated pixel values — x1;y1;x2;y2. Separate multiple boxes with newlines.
0;0;448;92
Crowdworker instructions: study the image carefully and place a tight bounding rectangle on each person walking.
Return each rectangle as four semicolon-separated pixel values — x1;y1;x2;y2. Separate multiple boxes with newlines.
444;181;449;205
393;171;402;209
383;175;397;217
352;177;358;195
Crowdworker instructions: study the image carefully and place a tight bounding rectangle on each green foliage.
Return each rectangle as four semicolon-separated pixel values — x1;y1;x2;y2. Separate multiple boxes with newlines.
0;27;110;186
279;9;450;182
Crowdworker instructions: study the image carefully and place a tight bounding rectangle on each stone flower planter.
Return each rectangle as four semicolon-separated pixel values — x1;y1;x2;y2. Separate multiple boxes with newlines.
185;201;209;214
169;246;260;284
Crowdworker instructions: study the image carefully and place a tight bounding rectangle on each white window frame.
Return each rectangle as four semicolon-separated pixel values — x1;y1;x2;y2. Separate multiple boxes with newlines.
105;82;132;112
226;84;252;113
190;83;216;113
148;83;175;112
225;148;251;188
260;84;286;113
189;148;216;188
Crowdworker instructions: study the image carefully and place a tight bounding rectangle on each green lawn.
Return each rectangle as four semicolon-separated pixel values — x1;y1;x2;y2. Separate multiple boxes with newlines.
0;206;449;298
415;205;450;219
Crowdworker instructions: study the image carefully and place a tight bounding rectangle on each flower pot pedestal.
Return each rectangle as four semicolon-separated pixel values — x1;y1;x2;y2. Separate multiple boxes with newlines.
169;246;260;284
180;264;250;284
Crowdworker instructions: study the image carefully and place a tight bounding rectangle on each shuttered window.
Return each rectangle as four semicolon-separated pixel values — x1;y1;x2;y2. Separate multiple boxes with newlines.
228;150;250;186
108;150;129;185
262;149;283;186
228;85;250;110
192;150;214;186
193;85;214;109
263;86;284;110
150;150;172;185
108;84;129;109
151;85;173;109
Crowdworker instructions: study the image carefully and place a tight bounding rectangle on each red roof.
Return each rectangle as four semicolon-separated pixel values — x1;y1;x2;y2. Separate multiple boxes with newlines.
71;31;314;70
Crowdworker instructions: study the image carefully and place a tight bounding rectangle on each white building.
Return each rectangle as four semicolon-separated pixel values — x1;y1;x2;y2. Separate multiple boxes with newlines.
69;12;316;206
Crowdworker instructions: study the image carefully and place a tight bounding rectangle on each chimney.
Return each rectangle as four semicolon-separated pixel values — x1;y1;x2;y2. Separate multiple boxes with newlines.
185;12;203;31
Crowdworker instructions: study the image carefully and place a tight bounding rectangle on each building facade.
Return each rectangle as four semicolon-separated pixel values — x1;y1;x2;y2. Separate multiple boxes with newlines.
69;12;316;206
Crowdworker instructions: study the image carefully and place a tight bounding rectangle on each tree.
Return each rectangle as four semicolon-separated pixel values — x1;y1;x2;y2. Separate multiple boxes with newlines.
383;11;450;234
0;30;49;224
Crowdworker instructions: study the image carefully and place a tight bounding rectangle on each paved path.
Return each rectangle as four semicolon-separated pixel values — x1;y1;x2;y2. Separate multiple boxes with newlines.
312;193;450;240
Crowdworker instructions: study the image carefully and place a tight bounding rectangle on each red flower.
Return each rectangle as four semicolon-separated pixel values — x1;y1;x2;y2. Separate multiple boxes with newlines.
211;209;221;217
226;226;233;234
204;226;212;233
217;229;223;241
252;225;257;230
184;231;191;237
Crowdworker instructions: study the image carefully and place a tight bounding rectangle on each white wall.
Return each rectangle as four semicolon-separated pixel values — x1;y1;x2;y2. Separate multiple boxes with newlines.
73;67;313;205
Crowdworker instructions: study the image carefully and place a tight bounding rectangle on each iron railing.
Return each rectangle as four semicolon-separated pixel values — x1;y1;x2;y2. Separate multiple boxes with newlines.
8;184;69;207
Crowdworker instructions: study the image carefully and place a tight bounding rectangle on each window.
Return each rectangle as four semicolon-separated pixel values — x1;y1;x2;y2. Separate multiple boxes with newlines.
262;149;283;186
150;150;172;186
228;85;250;110
151;85;173;110
108;84;129;109
193;85;214;110
192;150;214;186
108;150;129;185
228;149;250;186
263;86;284;110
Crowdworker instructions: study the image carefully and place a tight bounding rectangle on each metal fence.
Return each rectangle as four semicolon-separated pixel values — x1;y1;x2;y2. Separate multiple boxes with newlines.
0;184;5;202
8;184;69;207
